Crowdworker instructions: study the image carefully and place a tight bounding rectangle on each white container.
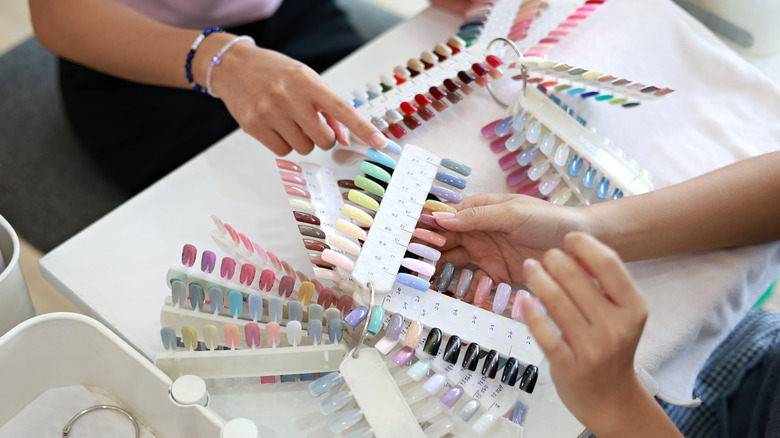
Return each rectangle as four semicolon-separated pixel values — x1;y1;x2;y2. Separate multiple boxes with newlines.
0;313;226;437
677;0;780;56
0;214;36;336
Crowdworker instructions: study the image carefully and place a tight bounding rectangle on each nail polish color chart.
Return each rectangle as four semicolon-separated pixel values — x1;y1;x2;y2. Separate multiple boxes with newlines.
382;281;544;366
351;144;441;293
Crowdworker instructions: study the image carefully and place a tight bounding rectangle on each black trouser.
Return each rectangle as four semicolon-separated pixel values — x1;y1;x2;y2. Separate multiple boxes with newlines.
59;0;363;194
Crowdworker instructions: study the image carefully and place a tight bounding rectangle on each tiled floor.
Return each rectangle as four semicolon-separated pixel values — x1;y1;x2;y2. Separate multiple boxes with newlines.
2;0;779;318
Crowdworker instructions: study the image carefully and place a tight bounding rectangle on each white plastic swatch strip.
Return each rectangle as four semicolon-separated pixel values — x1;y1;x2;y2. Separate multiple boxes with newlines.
351;144;441;293
383;281;545;366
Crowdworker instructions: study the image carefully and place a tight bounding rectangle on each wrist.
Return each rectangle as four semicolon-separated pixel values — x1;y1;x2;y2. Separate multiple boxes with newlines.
189;31;236;92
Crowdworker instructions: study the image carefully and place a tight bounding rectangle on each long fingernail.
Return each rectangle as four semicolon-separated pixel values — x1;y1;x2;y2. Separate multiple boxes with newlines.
371;131;388;149
340;124;350;146
432;211;455;220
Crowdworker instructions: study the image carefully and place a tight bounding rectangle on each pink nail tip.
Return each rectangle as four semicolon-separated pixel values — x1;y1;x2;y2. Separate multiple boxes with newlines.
182;244;197;267
260;269;276;292
210;215;226;234
238;232;253;252
252;242;268;264
499;150;523;170
322;249;355;271
493;283;512;314
317;287;335;308
338;294;354;315
490;134;511;154
267;251;282;271
275;159;301;173
512;290;530;320
285;184;311;199
223;223;240;245
280;171;306;186
200;250;216;273
481;119;502;138
240;263;256;286
401;258;436;277
392;346;415;367
245;323;261;348
220;257;236;279
279;275;295;298
474;276;493;306
265;322;281;347
374;337;397;355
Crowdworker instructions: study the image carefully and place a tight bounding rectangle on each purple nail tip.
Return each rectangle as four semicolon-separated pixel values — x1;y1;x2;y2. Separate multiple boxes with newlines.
430;185;462;203
201;250;216;273
407;243;442;262
418;214;447;231
344;306;368;328
493;283;512;313
440;385;465;408
386;313;404;340
392;346;415;367
423;372;448;394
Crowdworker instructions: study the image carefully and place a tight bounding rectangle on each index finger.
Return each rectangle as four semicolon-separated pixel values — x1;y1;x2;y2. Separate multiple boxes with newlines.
316;87;387;149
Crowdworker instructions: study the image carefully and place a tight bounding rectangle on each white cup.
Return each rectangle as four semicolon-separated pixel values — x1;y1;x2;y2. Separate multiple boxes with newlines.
0;214;37;336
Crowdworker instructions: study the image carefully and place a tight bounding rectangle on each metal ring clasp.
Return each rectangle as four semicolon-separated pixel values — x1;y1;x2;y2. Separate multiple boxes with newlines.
63;405;140;438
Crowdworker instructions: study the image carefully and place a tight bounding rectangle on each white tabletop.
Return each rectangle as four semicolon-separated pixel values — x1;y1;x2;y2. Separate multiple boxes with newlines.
41;0;780;435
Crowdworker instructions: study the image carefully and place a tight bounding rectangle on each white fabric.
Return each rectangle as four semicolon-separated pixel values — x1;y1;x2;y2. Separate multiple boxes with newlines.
116;0;283;29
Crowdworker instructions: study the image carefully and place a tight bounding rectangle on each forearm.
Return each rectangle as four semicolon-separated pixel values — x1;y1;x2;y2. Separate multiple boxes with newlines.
585;152;780;262
29;0;234;89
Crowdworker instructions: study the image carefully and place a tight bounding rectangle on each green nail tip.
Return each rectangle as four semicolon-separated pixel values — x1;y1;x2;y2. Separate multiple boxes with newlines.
360;161;391;183
608;98;628;105
355;175;385;197
554;84;572;92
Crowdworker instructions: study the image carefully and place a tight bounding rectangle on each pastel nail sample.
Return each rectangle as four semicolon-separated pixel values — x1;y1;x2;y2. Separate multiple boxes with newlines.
308;371;343;397
180;326;198;350
413;228;446;247
289;198;316;214
407;243;441;261
160;326;177;351
402;258;435;277
268;296;283;323
338;294;354;316
202;326;218;351
308;303;323;323
455;269;473;299
436;262;455;293
182;244;196;267
482;349;499;378
276;158;302;172
280;170;306;186
519;364;539;393
367;305;385;334
277;274;294;298
493;283;511;313
248;293;263;321
440;158;471;176
418;213;447;231
355;175;385;197
328;318;344;342
328;408;363;434
512;289;529;320
239;263;256;286
322;249;355;271
298;281;315;303
245;323;261;348
435;172;467;190
285;184;311;199
335;218;367;240
404;320;424;348
512;400;529;426
423;327;442;356
440;385;464;408
171;280;186;307
288;300;303;323
374;336;397;355
200;250;216;273
222;324;239;349
424;372;448;394
189;283;204;311
458;398;481;422
344;306;368;328
342;204;373;226
320;390;352;415
267;252;282;273
474;276;493;307
397;273;430;291
260;269;275;292
407;358;431;381
228;290;243;318
392;345;415;367
386;313;404;340
348;190;379;211
208;286;223;314
317;287;336;308
424;199;456;213
287;320;303;346
443;335;461;364
463;342;481;371
502;357;520;386
308;319;323;345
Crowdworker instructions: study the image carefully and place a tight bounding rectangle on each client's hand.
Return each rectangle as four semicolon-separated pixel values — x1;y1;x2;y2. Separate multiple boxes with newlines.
433;193;586;284
210;42;387;156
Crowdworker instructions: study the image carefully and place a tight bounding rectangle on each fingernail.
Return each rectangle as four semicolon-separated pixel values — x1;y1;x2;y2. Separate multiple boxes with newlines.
340;124;350;146
523;258;540;270
432;211;455;220
371;131;388;149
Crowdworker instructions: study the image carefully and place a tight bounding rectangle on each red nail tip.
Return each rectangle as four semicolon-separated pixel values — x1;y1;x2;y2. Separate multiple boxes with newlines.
260;376;276;384
499;150;523;170
260;268;276;292
400;101;418;115
240;263;256;286
487;55;504;69
471;63;490;77
526;77;544;83
447;43;461;54
414;94;432;107
568;13;588;20
539;37;559;44
540;81;558;88
417;106;435;121
279;274;295;297
182;244;197;267
402;115;422;130
317;287;335;308
388;123;407;138
338;294;354;315
421;60;434;69
443;79;461;92
490;134;512;153
393;74;406;85
515;181;540;196
429;86;447;100
220;257;236;279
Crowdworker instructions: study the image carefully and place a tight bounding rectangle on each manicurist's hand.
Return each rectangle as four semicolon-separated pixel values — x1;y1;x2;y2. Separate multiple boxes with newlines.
433;193;587;284
209;42;387;156
520;232;682;438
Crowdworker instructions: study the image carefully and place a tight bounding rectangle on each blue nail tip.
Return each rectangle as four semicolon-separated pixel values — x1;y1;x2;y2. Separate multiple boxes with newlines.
516;145;538;167
582;166;596;189
248;293;263;320
397;273;430;292
208;286;223;314
171;280;186;307
435;172;467;190
367;148;397;169
189;283;204;311
512;111;528;131
597;176;610;199
384;139;402;155
269;297;283;323
328;318;344;342
308;319;323;344
611;187;622;200
568;155;582;178
440;158;472;177
494;116;514;137
228;290;244;318
344;306;368;328
367;90;380;100
289;300;303;323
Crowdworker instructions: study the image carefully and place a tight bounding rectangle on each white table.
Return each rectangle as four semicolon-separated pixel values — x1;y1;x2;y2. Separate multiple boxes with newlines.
41;0;780;435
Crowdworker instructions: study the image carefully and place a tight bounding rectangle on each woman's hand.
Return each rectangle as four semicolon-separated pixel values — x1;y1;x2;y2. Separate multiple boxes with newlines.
520;233;681;437
433;193;587;284
210;42;387;156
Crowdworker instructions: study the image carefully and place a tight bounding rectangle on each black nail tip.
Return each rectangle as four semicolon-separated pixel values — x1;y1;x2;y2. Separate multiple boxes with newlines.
463;342;481;371
501;357;520;386
423;328;443;356
481;349;499;378
519;364;538;393
443;335;461;364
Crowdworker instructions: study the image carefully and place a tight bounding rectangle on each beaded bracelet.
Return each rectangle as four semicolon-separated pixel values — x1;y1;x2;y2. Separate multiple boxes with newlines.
205;35;256;98
185;27;225;94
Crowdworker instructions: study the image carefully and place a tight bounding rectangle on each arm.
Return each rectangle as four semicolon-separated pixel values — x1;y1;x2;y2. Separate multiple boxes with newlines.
433;151;780;283
520;233;682;437
28;0;387;154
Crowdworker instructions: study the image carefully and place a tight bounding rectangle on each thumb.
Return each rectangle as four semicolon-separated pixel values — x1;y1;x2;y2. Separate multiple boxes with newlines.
433;201;516;233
